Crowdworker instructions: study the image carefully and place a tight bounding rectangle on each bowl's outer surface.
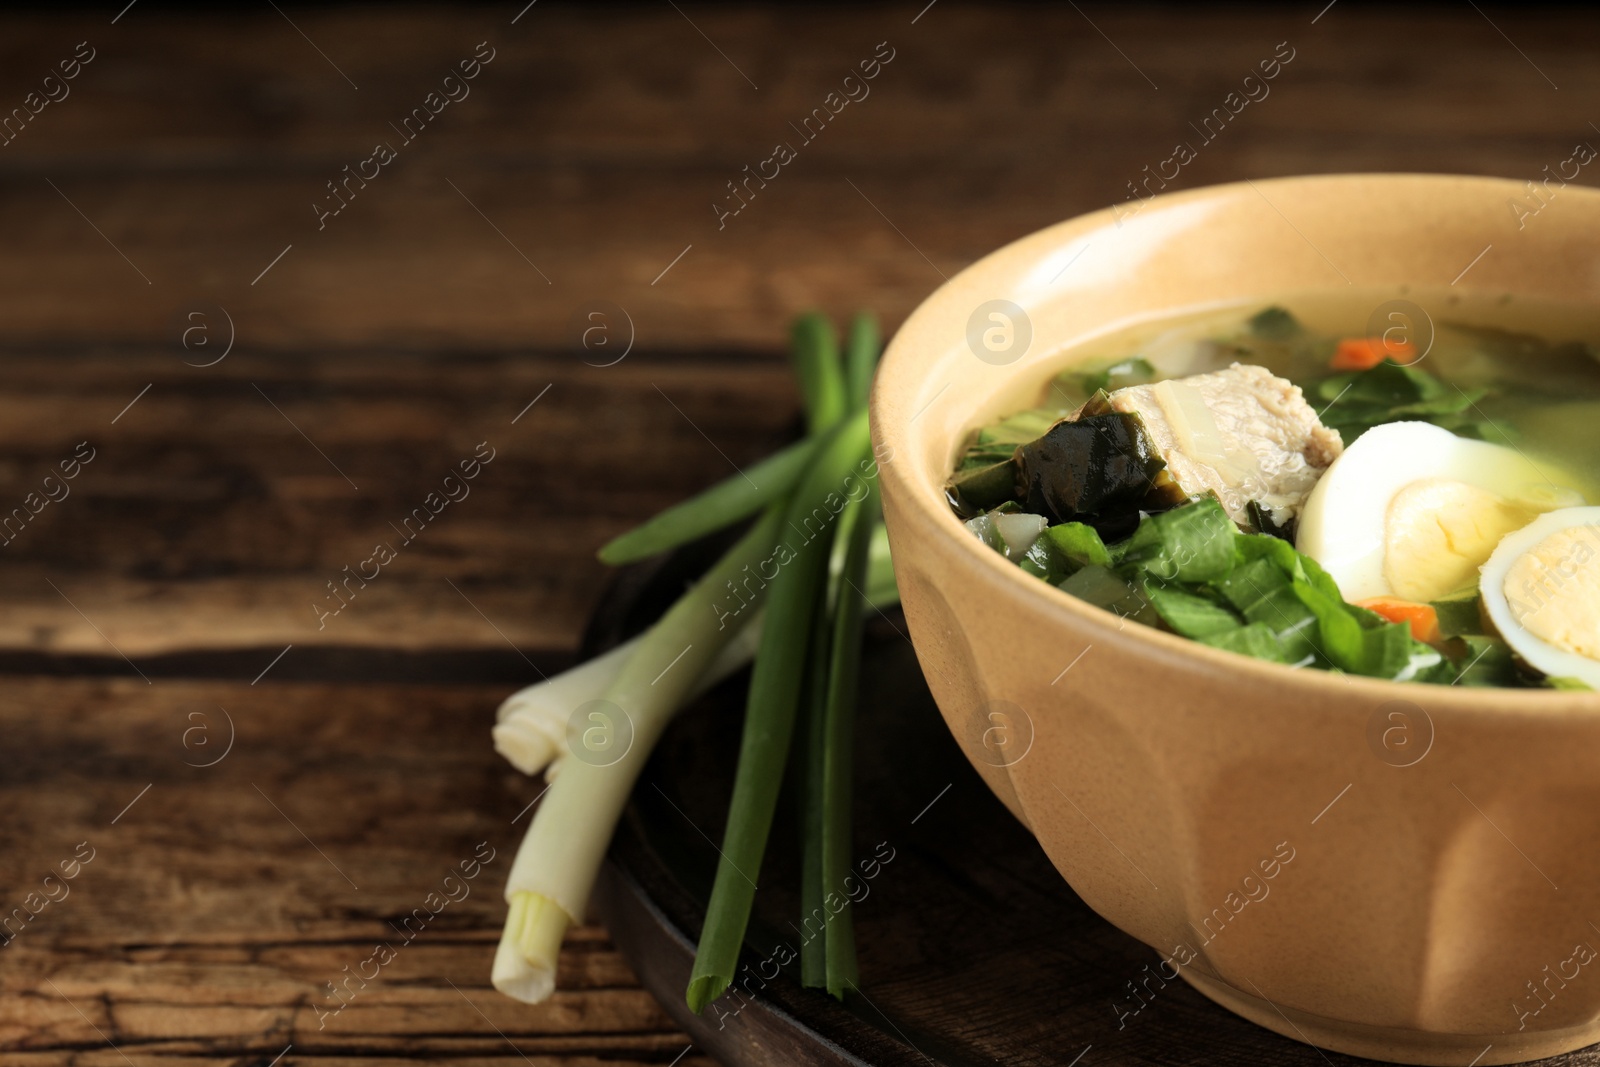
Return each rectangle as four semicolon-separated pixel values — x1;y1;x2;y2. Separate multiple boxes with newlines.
870;174;1600;1065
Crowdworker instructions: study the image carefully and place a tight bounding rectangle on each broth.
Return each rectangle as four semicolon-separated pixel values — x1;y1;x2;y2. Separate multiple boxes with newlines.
946;291;1600;690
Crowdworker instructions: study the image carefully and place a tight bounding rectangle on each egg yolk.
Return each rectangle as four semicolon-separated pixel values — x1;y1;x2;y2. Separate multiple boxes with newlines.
1503;525;1600;662
1383;478;1538;602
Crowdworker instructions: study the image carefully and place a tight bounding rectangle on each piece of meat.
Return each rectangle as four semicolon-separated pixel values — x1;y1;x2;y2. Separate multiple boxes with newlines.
1085;362;1343;528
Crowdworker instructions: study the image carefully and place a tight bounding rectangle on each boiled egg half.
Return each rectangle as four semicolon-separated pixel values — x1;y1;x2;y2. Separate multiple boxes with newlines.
1480;507;1600;689
1296;422;1585;603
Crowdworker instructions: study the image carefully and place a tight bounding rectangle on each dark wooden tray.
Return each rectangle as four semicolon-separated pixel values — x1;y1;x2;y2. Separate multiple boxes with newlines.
585;544;1592;1067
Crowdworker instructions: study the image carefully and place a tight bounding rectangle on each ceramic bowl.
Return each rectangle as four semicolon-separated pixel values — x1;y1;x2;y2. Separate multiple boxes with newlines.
870;174;1600;1065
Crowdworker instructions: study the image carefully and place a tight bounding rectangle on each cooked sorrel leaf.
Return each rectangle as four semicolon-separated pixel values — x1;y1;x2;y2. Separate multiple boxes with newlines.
1216;558;1324;667
1143;582;1243;640
1248;305;1303;340
1111;497;1237;583
1075;497;1451;683
1313;360;1492;443
1014;411;1166;534
1018;534;1071;583
1548;676;1596;691
1058;564;1152;620
1291;578;1441;680
1431;594;1485;637
1045;522;1111;569
975;408;1061;446
945;459;1018;518
1445;634;1518;686
1200;620;1288;661
1060;356;1157;398
951;408;1068;475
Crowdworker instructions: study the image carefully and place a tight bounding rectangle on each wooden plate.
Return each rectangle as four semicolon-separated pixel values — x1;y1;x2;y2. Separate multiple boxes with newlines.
584;542;1579;1067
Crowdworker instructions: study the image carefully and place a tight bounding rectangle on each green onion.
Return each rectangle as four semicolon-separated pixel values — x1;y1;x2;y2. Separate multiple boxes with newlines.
798;585;831;989
686;408;871;1014
844;312;879;410
801;311;879;990
491;314;899;1014
494;507;784;1004
598;436;818;565
820;480;877;998
494;531;898;780
791;313;846;435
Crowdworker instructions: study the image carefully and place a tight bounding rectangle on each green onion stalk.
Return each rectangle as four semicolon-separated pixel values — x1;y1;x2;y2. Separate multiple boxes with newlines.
686;409;874;1013
799;312;879;991
490;312;891;1009
494;507;784;1002
815;313;881;997
491;528;896;780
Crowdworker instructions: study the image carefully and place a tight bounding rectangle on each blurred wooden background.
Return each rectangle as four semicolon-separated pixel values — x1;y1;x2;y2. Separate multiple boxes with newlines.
0;3;1594;1064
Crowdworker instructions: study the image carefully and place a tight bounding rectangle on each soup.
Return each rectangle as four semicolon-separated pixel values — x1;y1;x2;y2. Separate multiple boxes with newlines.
946;293;1600;690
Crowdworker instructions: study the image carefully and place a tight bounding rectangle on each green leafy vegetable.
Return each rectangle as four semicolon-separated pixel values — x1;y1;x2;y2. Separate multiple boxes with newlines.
945;459;1017;518
1248;305;1303;341
1313;360;1492;443
1432;595;1485;637
1144;583;1244;640
1200;621;1289;661
1058;564;1150;620
1046;522;1111;569
1447;635;1518;687
1113;498;1237;583
1218;559;1322;667
1060;356;1157;397
1018;533;1071;583
1029;497;1456;683
975;408;1061;449
1548;676;1596;692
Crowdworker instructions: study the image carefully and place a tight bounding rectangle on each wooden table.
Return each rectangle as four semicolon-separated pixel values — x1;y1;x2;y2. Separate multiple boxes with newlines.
0;4;1593;1064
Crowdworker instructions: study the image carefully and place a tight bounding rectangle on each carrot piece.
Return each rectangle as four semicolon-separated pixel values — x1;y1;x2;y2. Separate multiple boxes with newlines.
1331;336;1415;371
1357;596;1441;645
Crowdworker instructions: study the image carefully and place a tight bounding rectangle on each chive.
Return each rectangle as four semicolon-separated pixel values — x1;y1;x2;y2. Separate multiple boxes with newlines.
597;435;820;565
686;408;871;1014
844;312;880;410
791;313;846;435
820;481;877;998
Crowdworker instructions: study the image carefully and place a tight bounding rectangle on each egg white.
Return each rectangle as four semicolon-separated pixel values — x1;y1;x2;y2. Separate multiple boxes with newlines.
1481;506;1600;689
1295;422;1581;602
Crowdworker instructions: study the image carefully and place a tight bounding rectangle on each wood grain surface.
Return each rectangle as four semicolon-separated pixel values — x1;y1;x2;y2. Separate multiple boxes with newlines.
1;2;1595;1064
